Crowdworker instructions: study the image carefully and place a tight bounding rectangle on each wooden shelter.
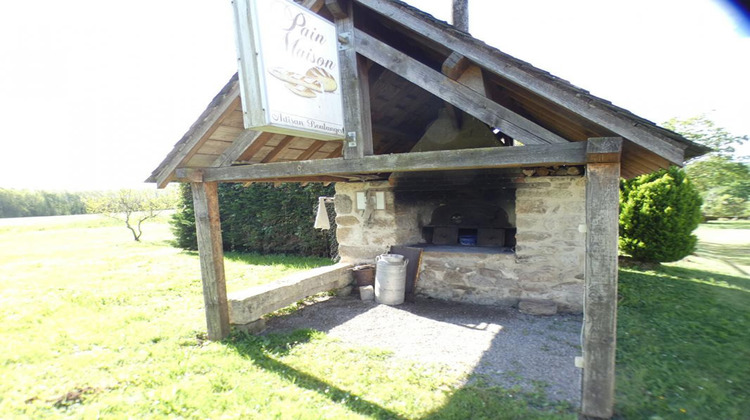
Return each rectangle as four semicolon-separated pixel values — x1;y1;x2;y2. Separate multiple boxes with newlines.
148;0;707;417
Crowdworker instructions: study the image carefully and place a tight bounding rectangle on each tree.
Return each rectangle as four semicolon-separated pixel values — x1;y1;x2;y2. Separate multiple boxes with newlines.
664;116;750;218
0;188;88;218
684;156;750;218
663;115;748;159
85;189;177;241
619;166;702;262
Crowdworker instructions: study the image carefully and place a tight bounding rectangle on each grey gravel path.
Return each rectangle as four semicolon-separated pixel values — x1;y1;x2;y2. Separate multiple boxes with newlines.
263;296;583;405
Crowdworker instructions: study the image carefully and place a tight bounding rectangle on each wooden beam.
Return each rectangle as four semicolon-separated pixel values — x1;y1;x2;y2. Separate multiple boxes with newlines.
177;142;587;182
582;137;622;418
353;0;687;164
441;52;468;129
302;0;326;12
261;136;295;163
442;51;470;79
296;140;327;160
212;129;263;167
457;64;487;96
235;175;353;184
354;29;568;146
587;137;623;164
190;182;230;341
325;0;347;18
333;1;374;159
327;142;344;158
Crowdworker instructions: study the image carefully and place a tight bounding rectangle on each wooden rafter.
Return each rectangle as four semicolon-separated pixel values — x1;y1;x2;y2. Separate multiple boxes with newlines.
212;129;263;166
296;140;327;160
354;29;568;146
327;143;344;158
261;136;295;163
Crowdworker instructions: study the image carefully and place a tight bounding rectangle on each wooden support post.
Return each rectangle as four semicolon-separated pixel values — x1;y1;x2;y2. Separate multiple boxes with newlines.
329;0;373;159
582;137;622;418
191;182;230;341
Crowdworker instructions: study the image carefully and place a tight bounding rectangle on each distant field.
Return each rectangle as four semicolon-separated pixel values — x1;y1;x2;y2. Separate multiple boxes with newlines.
0;215;747;419
669;220;750;277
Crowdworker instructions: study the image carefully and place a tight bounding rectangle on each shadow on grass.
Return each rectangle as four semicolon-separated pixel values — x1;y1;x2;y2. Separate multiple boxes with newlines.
694;242;750;275
225;329;405;419
660;264;750;293
248;297;580;419
702;220;750;230
225;327;575;420
616;266;750;419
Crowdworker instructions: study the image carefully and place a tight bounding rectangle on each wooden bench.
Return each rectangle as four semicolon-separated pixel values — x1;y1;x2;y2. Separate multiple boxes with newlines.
228;263;353;332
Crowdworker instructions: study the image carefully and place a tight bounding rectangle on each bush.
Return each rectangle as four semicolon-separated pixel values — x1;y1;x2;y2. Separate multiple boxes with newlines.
171;184;198;250
171;182;337;258
619;166;702;262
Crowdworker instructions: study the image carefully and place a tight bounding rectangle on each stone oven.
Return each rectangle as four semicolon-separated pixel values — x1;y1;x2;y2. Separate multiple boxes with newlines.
334;170;587;313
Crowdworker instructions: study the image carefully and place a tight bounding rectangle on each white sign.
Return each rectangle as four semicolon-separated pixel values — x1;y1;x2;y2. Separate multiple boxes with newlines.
233;0;345;141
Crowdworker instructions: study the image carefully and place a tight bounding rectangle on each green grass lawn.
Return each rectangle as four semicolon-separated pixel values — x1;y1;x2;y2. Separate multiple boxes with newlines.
0;215;747;419
616;220;750;419
0;215;572;419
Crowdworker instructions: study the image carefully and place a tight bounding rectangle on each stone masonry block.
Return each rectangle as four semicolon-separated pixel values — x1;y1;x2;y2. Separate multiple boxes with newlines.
518;299;558;315
335;215;360;227
334;194;353;214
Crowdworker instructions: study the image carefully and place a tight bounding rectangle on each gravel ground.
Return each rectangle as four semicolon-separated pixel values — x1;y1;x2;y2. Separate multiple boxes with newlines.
263;295;583;405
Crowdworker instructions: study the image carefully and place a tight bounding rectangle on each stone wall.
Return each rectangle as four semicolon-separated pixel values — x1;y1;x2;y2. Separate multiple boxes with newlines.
334;181;401;263
334;176;586;313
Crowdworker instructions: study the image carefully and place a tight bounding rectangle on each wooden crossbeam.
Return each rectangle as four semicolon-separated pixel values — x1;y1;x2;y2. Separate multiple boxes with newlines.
354;29;567;146
176;142;587;183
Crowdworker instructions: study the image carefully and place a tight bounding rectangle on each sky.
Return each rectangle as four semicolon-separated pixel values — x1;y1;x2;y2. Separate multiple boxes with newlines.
0;0;748;191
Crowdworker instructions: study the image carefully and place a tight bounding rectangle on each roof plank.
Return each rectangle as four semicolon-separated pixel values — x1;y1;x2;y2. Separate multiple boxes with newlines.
212;130;264;166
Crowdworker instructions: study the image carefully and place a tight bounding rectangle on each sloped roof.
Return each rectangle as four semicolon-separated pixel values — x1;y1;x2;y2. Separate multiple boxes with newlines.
148;0;708;187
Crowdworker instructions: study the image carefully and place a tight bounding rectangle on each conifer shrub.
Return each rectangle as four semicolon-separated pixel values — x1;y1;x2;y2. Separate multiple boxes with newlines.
619;166;702;262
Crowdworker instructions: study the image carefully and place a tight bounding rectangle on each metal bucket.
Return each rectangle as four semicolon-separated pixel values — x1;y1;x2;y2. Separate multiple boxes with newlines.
374;254;408;305
352;264;375;287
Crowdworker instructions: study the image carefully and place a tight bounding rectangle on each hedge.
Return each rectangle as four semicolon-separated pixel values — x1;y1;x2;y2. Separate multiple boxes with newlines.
171;183;337;258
